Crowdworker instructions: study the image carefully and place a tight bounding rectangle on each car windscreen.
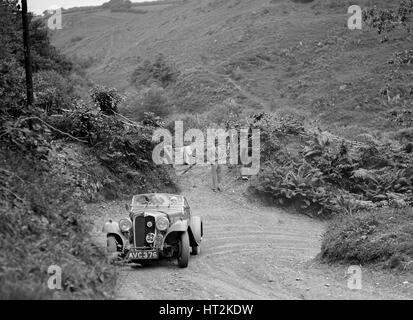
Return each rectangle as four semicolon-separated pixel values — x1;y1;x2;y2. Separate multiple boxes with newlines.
132;194;183;207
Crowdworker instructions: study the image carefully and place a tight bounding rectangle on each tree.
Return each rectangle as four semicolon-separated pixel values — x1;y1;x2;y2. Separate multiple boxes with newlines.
102;0;132;9
0;0;73;114
90;85;124;115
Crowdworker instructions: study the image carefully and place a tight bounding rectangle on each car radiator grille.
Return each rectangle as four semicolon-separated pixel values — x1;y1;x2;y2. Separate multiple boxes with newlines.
133;215;156;248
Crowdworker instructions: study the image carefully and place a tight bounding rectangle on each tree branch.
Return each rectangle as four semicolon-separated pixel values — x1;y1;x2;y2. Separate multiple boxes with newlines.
16;116;88;144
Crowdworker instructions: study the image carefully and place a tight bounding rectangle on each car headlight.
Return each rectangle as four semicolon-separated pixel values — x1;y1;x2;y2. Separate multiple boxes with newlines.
119;219;132;232
156;217;169;231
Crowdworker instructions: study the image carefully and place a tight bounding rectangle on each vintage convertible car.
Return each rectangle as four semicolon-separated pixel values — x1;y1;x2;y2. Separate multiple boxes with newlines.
102;193;203;268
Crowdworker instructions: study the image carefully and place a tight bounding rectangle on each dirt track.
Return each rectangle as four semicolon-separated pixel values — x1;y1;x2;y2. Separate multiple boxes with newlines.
88;166;412;300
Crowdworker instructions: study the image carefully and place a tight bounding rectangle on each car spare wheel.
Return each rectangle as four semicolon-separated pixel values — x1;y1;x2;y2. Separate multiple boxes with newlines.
178;231;190;268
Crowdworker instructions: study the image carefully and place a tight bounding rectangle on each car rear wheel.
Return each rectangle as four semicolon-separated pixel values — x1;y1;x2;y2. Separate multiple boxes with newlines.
190;216;202;256
178;231;190;268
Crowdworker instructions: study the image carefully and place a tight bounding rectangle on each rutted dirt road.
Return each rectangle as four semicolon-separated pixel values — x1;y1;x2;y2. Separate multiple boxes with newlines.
88;166;412;300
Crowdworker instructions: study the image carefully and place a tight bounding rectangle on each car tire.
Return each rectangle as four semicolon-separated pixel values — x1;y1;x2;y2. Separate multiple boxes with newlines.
106;235;119;263
107;236;118;253
191;216;203;242
178;231;190;268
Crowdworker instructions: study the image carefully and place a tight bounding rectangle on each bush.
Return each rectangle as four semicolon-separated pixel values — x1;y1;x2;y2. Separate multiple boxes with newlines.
72;55;97;72
123;85;174;121
363;0;413;41
28;19;73;74
251;161;336;217
0;144;115;299
33;70;73;114
321;208;413;269
130;53;179;88
167;113;206;132
102;0;132;9
1;1;74;115
0;88;178;298
110;8;147;14
50;97;177;196
0;57;26;114
169;70;234;114
204;99;245;127
245;112;413;217
90;85;124;115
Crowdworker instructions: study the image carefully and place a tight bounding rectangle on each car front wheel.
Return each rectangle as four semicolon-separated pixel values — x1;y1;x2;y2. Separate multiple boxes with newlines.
107;235;118;253
106;235;120;262
178;231;190;268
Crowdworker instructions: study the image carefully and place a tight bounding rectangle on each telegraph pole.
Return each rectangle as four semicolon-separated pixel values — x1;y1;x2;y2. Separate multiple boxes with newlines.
21;0;34;106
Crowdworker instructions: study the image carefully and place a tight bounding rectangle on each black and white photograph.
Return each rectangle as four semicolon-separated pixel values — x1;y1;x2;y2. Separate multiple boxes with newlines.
0;0;412;306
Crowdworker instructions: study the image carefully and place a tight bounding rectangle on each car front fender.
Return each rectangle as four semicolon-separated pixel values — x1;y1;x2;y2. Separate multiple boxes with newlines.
164;220;188;245
102;220;121;234
167;220;188;234
102;221;127;247
189;216;203;246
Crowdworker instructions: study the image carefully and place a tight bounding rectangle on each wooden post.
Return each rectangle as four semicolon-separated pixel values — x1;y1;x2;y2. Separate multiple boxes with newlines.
21;0;34;106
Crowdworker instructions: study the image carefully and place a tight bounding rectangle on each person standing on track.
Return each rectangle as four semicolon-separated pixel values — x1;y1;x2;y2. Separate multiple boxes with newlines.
211;160;222;192
208;138;227;192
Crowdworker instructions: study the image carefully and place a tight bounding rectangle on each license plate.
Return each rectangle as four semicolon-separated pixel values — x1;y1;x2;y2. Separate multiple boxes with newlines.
128;250;158;260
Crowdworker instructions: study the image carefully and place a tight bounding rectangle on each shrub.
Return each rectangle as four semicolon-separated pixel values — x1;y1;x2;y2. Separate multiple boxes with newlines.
249;112;305;162
321;208;413;269
139;85;173;118
1;1;74;115
29;19;73;74
90;85;124;115
168;69;233;114
50;97;177;196
123;85;174;121
70;36;84;43
102;0;132;9
204;99;245;127
0;57;26;114
251;161;336;217
71;55;97;73
244;112;413;217
0;147;116;299
363;0;413;41
388;49;413;66
110;8;147;14
131;53;179;88
33;70;73;114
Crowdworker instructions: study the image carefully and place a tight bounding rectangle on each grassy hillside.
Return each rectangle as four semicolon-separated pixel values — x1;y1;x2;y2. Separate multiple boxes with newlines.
52;0;412;138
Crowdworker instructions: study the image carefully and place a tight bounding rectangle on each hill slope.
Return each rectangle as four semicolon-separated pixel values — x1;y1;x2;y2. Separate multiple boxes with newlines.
51;0;412;137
